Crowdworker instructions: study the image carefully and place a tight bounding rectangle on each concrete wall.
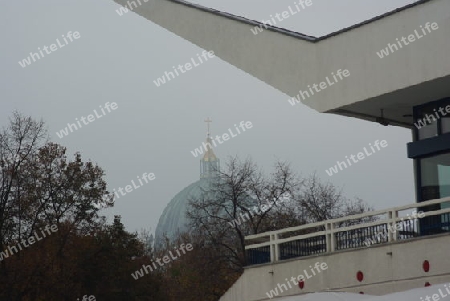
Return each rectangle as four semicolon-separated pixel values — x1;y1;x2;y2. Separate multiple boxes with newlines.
113;0;450;125
220;234;450;301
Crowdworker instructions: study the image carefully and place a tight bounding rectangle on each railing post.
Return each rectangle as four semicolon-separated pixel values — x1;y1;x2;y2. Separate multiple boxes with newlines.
270;233;279;262
331;222;336;252
388;210;398;242
326;222;335;253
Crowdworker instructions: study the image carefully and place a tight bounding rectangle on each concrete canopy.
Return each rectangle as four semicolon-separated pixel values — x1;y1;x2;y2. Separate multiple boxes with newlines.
114;0;450;128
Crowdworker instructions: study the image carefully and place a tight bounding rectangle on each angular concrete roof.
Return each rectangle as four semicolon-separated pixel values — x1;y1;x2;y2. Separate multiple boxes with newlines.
114;0;450;128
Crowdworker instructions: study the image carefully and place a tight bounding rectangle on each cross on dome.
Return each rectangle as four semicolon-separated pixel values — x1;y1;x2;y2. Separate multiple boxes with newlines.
205;117;212;137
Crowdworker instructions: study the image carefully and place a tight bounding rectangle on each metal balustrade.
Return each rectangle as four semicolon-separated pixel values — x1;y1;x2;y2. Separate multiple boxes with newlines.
245;197;450;266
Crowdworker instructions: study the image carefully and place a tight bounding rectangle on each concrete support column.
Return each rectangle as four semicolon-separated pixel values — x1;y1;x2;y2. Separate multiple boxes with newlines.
389;210;399;242
270;233;280;262
326;222;336;253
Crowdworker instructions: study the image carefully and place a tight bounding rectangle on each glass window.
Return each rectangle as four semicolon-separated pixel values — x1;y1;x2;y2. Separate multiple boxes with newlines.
418;122;438;140
420;153;450;199
415;99;450;140
442;116;450;134
420;153;450;231
416;106;439;140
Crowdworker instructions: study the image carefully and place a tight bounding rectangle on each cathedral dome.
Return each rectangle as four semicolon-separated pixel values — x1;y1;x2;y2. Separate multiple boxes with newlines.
154;177;211;247
154;119;220;247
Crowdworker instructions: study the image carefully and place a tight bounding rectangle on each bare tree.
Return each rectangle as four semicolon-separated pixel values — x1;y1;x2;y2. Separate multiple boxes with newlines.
186;159;374;272
187;156;302;270
137;227;154;257
295;173;375;225
0;111;47;253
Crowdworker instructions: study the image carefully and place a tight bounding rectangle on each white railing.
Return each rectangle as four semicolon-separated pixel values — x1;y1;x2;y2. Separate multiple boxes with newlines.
245;197;450;264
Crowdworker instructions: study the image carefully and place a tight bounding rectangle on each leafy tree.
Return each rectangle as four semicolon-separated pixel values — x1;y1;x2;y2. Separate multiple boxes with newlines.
162;233;240;301
0;113;166;301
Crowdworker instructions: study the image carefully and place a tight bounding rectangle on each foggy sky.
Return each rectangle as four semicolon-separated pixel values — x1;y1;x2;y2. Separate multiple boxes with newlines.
0;0;419;233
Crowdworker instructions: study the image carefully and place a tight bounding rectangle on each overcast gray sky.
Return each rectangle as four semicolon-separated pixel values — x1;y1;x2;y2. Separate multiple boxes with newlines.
0;0;419;233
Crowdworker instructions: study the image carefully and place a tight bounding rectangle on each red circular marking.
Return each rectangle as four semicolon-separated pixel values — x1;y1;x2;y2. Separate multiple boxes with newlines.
423;260;430;272
357;271;364;282
425;282;431;287
298;280;305;289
